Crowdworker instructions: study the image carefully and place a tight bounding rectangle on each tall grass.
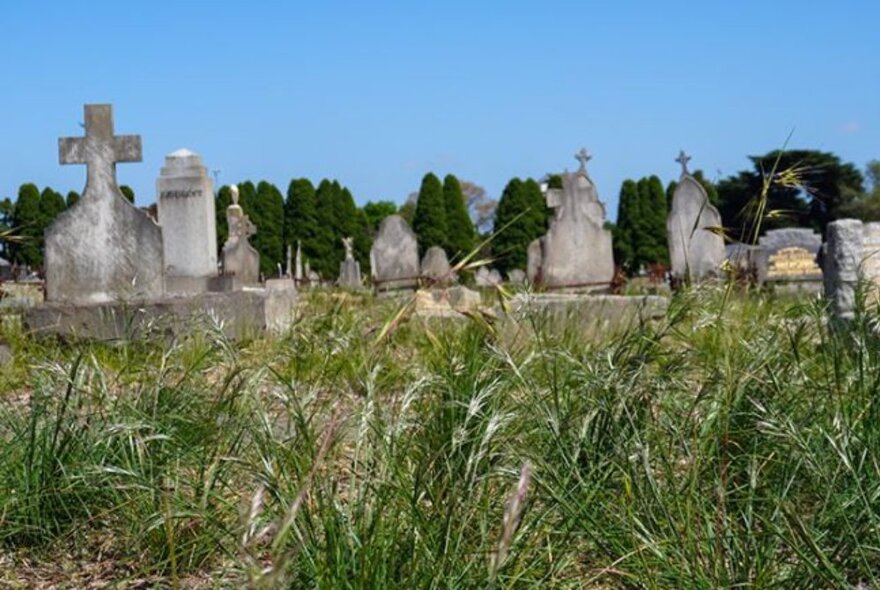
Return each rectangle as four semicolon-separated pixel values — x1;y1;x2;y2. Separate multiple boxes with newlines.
2;289;880;587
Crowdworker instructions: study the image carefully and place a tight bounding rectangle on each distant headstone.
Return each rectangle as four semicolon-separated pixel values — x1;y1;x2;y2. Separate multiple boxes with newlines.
824;219;880;319
530;148;614;290
475;267;503;287
221;186;260;285
0;343;11;368
295;241;304;283
756;228;822;285
337;237;363;288
370;215;419;292
508;269;526;285
526;239;543;284
667;151;725;283
157;148;218;293
421;246;455;286
0;257;11;282
46;104;164;304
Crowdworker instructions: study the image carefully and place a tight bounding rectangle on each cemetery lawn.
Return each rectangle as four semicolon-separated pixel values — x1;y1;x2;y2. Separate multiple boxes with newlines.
2;287;880;588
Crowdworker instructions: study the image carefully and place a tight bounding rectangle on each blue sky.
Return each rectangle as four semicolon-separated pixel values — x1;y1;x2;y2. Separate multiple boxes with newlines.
0;1;877;220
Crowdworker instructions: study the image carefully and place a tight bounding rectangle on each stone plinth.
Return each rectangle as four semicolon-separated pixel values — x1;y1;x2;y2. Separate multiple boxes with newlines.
157;149;218;288
24;287;298;341
413;286;482;318
823;219;880;319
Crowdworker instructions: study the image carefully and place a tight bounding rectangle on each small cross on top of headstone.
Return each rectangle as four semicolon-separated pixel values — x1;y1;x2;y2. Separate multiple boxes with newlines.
59;104;142;197
676;150;692;176
575;148;592;173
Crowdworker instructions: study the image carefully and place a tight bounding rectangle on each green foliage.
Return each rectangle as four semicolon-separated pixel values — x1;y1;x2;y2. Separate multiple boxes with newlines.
119;185;135;203
492;177;547;273
285;178;318;262
362;201;398;234
215;185;233;251
412;173;447;254
39;188;65;229
10;183;43;266
398;200;416;225
242;181;285;277
716;149;864;239
65;191;80;208
613;179;639;269
839;160;880;221
442;174;476;260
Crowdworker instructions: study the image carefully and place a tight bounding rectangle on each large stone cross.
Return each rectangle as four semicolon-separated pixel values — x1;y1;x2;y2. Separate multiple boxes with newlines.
59;104;142;196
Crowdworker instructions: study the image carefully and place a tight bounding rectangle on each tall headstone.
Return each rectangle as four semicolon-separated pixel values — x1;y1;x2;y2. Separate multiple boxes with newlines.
824;219;880;319
370;215;419;292
337;237;363;288
530;149;614;290
46;104;164;304
157;149;218;293
420;246;455;286
221;185;260;286
666;151;725;283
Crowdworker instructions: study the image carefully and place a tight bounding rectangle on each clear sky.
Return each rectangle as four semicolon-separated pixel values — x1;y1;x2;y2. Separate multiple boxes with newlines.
0;1;877;220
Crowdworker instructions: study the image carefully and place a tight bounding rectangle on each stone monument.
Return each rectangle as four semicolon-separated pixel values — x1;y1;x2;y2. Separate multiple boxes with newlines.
755;228;823;290
420;246;455;286
337;237;363;288
221;185;260;286
528;148;614;290
667;150;725;283
157;148;218;294
370;215;419;293
824;219;880;319
46;104;164;304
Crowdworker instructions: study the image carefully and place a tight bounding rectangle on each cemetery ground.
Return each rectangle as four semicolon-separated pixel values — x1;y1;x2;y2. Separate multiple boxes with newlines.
1;286;880;589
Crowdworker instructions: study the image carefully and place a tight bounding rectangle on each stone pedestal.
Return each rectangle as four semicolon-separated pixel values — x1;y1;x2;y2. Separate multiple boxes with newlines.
157;149;218;291
338;258;363;288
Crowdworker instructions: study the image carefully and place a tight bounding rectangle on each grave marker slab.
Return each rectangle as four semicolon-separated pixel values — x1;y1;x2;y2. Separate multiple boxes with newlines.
221;186;260;286
46;104;164;304
338;237;363;288
370;215;419;292
421;246;454;286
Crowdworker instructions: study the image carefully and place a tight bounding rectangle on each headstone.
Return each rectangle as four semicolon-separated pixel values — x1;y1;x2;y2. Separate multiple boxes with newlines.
530;148;614;290
526;239;543;284
337;237;363;288
824;219;880;319
475;267;503;287
0;343;11;368
295;242;304;283
221;185;260;285
285;244;293;277
755;228;822;285
420;246;455;286
46;104;164;304
0;257;11;282
666;150;725;283
157;149;218;293
370;215;419;292
508;269;526;286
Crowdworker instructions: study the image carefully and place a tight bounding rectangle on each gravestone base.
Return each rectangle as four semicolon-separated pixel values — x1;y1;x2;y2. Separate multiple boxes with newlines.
500;293;668;340
764;277;824;295
24;287;298;341
413;286;482;318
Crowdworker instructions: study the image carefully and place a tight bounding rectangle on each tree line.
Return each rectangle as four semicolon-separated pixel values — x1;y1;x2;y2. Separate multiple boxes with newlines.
2;149;878;279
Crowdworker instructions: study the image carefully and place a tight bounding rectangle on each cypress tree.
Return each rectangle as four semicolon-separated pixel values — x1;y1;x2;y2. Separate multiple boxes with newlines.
11;183;43;266
285;178;318;263
66;191;80;208
443;174;475;260
412;173;447;254
613;179;639;270
216;185;233;252
252;181;285;277
39;188;66;229
314;179;341;278
493;177;547;273
120;185;135;203
642;175;668;266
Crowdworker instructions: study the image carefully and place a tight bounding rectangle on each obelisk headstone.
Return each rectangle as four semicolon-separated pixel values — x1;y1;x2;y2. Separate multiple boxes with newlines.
157;149;218;294
667;150;725;283
46;104;164;304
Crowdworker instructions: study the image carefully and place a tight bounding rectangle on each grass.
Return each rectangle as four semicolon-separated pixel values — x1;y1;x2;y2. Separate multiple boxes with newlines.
1;286;880;588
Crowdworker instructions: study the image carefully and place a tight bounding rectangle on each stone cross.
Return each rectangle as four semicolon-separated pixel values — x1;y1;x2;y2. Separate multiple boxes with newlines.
59;104;142;195
676;150;692;176
342;236;354;260
575;148;592;173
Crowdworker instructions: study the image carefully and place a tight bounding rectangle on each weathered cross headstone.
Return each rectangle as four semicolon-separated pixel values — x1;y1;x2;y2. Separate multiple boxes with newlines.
421;246;455;286
666;150;725;283
221;185;260;286
46;104;164;303
337;236;363;288
824;219;880;319
157;149;218;293
528;148;614;290
370;215;419;292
